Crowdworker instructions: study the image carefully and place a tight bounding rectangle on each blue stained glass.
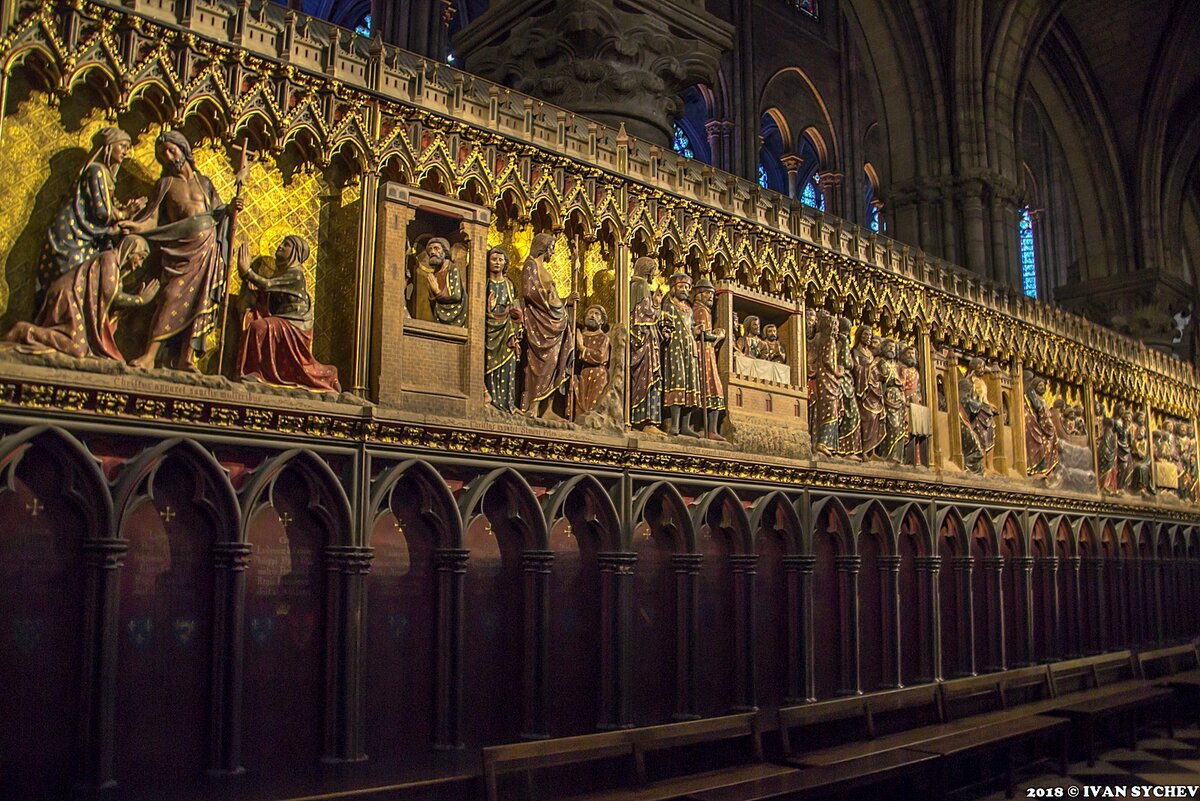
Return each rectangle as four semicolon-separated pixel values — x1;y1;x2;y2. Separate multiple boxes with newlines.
801;177;823;211
868;207;880;232
672;123;694;159
758;164;769;189
355;14;372;36
799;0;819;19
1019;206;1037;298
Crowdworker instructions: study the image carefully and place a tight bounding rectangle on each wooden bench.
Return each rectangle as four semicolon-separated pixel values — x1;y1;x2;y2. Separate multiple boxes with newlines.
481;712;794;801
1040;651;1174;766
918;715;1069;800
1140;643;1200;727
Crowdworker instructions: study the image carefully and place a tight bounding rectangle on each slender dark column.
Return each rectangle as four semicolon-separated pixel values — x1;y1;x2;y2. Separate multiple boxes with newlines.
783;554;817;703
952;555;976;677
76;538;127;792
915;555;942;682
1083;557;1105;654
1041;555;1061;662
597;552;636;729
322;545;372;763
1112;560;1128;647
671;553;703;720
1151;556;1165;646
982;555;1006;671
1013;556;1035;666
1064;555;1083;658
433;548;468;749
209;542;251;776
729;554;759;711
521;550;554;738
879;555;903;688
834;554;863;695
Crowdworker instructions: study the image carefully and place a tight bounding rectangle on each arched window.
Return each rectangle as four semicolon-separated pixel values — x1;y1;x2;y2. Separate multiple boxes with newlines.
797;132;823;210
758;114;787;194
355;13;371;36
672;123;695;159
1019;206;1038;298
796;0;819;19
801;176;823;211
864;167;881;232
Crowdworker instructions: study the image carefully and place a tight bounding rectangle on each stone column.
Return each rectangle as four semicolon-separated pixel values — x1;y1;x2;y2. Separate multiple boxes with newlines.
917;326;941;468
521;550;554;738
323;545;372;763
1039;555;1060;662
818;171;843;217
76;538;127;791
834;554;862;695
373;191;415;405
704;119;733;172
1150;555;1165;646
982;555;1006;671
1010;358;1028;476
1111;559;1127;646
879;554;903;688
729;554;758;710
783;554;816;703
951;555;976;677
961;180;988;277
672;553;702;719
351;171;380;395
780;154;804;200
597;552;636;729
209;542;251;777
943;353;965;469
915;554;942;682
1013;555;1035;665
433;548;468;748
455;0;733;146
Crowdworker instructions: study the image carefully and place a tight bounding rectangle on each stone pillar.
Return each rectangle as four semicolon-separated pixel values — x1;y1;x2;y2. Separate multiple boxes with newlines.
879;554;903;688
704;119;733;172
951;555;976;677
672;553;702;719
209;542;251;777
780;154;804;199
1039;555;1060;662
77;538;127;792
918;326;941;468
961;180;988;277
730;554;758;710
521;550;554;738
1013;555;1035;665
982;555;1006;671
943;353;965;470
1150;555;1165;646
323;546;372;763
834;554;862;695
915;554;942;682
1111;559;1127;646
783;554;816;703
818;171;843;218
455;0;733;146
351;171;380;395
598;552;636;729
433;548;468;748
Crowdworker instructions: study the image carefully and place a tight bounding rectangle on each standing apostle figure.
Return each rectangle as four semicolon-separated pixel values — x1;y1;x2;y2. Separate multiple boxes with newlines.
629;256;664;433
521;233;577;419
661;272;701;437
484;247;523;413
691;277;726;440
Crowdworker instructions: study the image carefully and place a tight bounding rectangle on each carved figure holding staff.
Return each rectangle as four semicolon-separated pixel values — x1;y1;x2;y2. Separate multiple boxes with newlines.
691;277;726;440
123;131;243;371
661;272;701;437
521;232;578;420
629;256;665;432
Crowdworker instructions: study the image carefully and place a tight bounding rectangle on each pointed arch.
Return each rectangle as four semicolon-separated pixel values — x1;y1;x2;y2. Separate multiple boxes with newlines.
542;473;622;552
935;505;969;555
0;425;112;540
368;459;462;549
239;449;353;547
748;491;804;554
893;501;933;555
458;467;548;551
112;438;240;542
810;494;852;555
632;481;696;554
691;486;753;554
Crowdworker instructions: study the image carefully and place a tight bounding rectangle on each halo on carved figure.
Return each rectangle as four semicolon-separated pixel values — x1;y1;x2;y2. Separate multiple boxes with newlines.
368;459;464;550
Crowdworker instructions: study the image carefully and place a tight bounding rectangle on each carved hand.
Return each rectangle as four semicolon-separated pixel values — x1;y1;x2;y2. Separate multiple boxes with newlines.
138;278;161;303
237;243;252;279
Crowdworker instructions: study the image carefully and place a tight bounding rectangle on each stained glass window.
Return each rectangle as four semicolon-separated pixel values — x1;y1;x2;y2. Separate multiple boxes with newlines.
758;164;769;189
798;0;819;19
801;176;823;211
355;14;371;36
673;123;694;159
1019;206;1037;298
864;170;880;231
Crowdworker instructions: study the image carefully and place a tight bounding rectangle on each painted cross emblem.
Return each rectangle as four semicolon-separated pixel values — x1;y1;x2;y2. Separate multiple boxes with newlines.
25;499;43;517
159;506;176;523
279;511;293;528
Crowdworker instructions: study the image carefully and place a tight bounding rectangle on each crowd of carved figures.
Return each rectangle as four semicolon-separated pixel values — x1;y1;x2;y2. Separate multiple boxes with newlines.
3;125;1200;502
1;127;341;392
805;308;930;466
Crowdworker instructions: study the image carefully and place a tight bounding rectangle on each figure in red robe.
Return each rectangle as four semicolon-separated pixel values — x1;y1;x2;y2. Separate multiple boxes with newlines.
236;237;341;393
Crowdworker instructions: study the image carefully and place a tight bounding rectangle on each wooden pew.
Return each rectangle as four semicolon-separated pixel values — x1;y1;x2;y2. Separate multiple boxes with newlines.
480;712;793;801
1140;643;1200;727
